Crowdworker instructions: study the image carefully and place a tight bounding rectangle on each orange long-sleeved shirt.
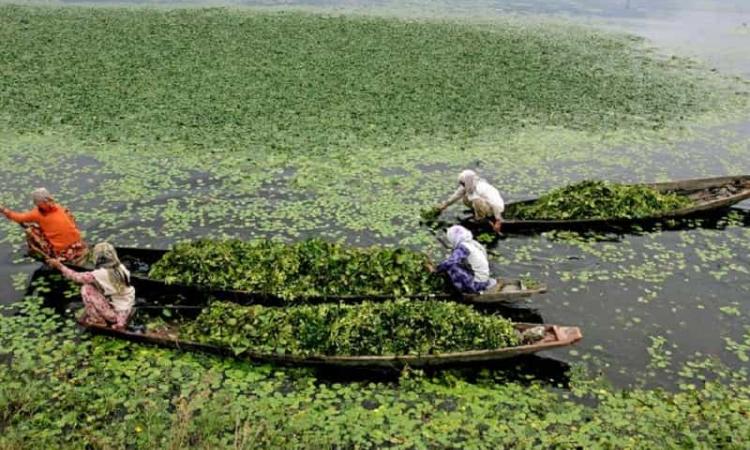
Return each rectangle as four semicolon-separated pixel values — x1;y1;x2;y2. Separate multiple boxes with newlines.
4;204;82;252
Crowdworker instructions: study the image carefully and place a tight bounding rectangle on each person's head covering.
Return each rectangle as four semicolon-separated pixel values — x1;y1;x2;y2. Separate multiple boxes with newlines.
446;225;473;248
458;170;479;193
94;242;121;268
93;242;130;290
31;187;53;205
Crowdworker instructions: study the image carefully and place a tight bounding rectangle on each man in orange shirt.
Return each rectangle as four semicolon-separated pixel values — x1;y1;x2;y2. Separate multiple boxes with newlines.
1;188;88;264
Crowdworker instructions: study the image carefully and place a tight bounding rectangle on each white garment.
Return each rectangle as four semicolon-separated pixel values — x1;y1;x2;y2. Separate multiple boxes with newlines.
446;224;473;247
461;240;491;283
92;267;135;313
445;225;494;285
442;179;505;219
470;180;504;217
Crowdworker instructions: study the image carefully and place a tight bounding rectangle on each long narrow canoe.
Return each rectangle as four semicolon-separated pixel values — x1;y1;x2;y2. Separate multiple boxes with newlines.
498;175;750;232
79;320;582;369
68;247;546;306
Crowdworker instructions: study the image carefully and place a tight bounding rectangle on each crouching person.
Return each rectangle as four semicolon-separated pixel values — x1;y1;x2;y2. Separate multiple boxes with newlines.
47;243;135;330
436;225;498;294
436;170;505;233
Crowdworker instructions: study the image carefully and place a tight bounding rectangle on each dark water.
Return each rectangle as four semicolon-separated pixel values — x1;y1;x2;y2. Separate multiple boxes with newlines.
2;0;750;389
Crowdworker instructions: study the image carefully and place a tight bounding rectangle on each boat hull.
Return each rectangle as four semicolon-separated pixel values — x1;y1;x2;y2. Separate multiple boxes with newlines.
66;248;547;306
80;321;582;368
497;175;750;232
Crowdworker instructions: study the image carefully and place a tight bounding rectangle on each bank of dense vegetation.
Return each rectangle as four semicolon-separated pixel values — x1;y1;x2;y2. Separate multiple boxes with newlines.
0;4;738;153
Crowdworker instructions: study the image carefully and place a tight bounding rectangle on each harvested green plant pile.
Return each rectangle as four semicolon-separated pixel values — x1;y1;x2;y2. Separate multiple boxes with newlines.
149;238;447;300
182;300;520;356
505;180;692;220
0;6;735;152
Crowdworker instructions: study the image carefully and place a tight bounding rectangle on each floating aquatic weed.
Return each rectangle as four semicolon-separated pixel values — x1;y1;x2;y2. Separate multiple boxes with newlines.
723;327;750;363
518;274;543;290
719;306;741;317
2;294;750;448
1;5;750;447
2;6;743;151
646;335;672;371
10;272;28;292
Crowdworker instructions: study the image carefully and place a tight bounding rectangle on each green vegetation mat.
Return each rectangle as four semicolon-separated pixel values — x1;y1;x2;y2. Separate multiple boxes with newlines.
182;300;520;356
0;5;746;244
505;180;693;220
0;5;736;153
149;238;448;299
2;295;750;449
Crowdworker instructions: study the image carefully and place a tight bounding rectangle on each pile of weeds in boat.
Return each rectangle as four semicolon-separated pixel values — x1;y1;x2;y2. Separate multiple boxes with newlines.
149;238;448;300
182;300;520;356
506;180;692;220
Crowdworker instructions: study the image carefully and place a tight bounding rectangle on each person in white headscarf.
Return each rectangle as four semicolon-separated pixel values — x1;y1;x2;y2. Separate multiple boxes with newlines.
435;225;497;294
435;170;505;232
47;243;135;330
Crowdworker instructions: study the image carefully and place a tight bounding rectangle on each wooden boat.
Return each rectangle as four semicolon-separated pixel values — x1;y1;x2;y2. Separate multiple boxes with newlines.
463;278;547;303
79;320;582;369
65;247;547;306
493;175;750;233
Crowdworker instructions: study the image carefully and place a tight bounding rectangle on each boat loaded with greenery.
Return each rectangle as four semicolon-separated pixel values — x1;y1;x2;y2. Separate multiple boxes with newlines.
65;239;547;305
79;300;582;368
497;175;750;232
